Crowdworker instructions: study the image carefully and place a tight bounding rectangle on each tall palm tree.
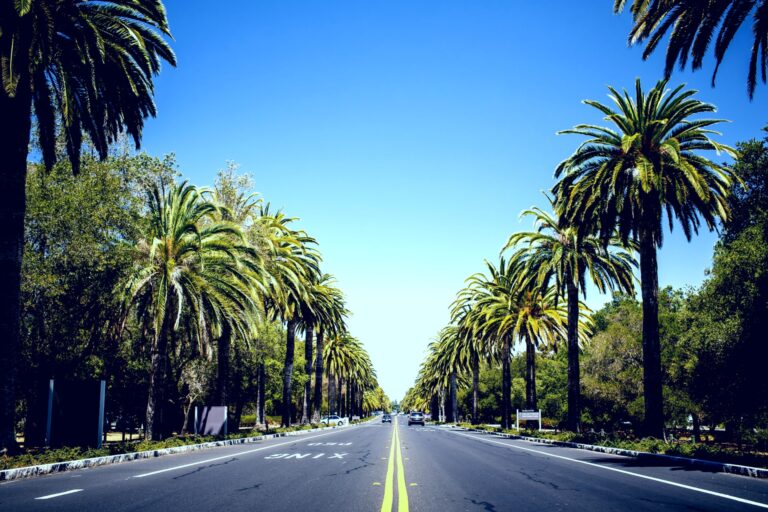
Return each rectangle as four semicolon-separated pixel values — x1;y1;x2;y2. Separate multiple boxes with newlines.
0;0;175;451
554;79;737;437
503;202;635;431
465;259;516;429
615;0;768;98
312;279;347;423
122;182;254;440
450;293;485;425
258;208;320;427
323;334;366;416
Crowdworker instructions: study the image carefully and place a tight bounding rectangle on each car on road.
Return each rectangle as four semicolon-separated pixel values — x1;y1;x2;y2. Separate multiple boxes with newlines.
381;414;392;423
320;415;345;426
407;411;425;426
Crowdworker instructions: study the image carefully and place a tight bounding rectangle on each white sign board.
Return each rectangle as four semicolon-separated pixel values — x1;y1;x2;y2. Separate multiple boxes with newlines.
516;409;542;431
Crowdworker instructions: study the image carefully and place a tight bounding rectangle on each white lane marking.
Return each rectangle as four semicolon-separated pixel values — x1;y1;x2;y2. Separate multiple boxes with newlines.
133;429;347;478
35;489;83;500
450;431;768;509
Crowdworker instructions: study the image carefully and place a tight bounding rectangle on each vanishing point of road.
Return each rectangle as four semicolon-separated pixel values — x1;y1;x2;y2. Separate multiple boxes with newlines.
2;417;768;511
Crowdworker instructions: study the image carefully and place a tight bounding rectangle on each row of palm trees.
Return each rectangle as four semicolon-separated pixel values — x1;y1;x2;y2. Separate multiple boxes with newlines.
121;180;381;439
404;79;738;437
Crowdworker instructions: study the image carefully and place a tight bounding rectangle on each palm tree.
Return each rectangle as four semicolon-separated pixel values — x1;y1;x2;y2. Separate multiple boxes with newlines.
259;208;320;427
122;182;254;440
312;279;347;423
0;0;174;451
323;334;367;416
503;202;635;431
615;0;768;98
554;79;737;437
451;286;487;425
465;259;516;429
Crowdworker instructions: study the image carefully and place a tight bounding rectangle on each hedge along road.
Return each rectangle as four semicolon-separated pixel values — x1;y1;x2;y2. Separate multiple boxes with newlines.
2;417;768;511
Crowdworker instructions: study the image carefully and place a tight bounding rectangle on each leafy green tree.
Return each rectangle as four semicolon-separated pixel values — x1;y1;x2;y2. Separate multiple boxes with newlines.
615;0;768;98
504;203;634;431
554;79;737;437
0;1;175;450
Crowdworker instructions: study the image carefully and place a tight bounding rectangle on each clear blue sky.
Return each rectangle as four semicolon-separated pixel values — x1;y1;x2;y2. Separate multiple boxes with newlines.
141;1;765;402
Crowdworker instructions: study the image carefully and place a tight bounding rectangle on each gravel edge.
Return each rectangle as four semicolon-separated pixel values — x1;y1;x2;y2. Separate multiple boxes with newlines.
0;423;356;482
456;427;768;479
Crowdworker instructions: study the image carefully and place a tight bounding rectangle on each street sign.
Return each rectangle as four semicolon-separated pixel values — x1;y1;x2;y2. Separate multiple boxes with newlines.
515;409;542;431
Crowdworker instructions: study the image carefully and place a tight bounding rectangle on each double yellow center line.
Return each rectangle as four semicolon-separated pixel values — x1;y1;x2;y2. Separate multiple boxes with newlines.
381;417;409;512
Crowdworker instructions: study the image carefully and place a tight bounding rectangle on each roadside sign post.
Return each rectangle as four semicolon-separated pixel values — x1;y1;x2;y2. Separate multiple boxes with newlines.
516;409;542;431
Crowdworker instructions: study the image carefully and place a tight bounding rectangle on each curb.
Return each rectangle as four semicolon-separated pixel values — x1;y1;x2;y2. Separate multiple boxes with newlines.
456;427;768;479
0;422;361;482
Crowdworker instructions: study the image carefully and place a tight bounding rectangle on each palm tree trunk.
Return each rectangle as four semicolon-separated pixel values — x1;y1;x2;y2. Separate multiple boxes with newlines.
312;328;324;423
216;323;231;405
146;311;171;440
525;335;537;411
471;350;480;425
502;336;511;430
301;325;314;424
449;372;458;423
430;394;439;421
0;65;32;453
345;380;351;417
256;362;266;426
639;227;664;438
566;278;581;432
328;371;336;415
281;318;297;427
337;377;343;417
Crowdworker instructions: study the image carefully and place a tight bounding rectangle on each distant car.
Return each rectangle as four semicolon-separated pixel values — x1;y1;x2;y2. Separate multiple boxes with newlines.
408;411;425;426
320;415;344;426
381;414;392;423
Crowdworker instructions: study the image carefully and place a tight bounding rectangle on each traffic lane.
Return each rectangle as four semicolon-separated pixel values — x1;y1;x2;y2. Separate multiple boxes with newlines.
0;422;385;511
450;429;768;507
398;423;768;511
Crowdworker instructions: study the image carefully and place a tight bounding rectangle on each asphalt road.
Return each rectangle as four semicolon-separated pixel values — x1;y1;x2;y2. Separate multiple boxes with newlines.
2;417;768;511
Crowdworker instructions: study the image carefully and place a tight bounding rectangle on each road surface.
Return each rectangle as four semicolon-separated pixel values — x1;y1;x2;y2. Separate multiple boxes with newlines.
2;417;767;511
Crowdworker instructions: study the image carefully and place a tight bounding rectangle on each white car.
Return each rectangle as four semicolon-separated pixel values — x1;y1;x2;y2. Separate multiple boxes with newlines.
320;415;345;426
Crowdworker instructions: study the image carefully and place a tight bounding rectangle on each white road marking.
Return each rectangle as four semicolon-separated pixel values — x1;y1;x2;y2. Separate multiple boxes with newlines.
35;489;83;500
329;453;347;459
451;431;768;509
285;453;312;459
313;453;325;459
133;429;347;478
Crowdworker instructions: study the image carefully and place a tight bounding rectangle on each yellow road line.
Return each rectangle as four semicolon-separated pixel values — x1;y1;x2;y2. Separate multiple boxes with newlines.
380;422;397;512
380;417;410;512
395;421;410;512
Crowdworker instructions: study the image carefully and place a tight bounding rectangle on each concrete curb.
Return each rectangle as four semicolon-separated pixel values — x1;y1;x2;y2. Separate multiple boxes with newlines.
0;422;361;482
456;426;768;479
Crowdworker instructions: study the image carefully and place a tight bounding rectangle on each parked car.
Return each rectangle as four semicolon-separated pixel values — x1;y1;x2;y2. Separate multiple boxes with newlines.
381;414;392;423
320;415;345;426
408;411;425;426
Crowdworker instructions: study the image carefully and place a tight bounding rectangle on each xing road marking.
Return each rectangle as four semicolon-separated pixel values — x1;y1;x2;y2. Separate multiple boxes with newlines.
35;489;83;500
451;431;768;510
381;418;409;512
132;428;348;478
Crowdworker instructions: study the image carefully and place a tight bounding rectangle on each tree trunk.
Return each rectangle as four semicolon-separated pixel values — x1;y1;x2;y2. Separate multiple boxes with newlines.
146;311;171;440
256;362;266;426
502;336;511;430
345;380;351;418
216;323;231;406
312;328;324;423
692;412;701;444
524;335;537;411
449;372;458;423
337;377;344;417
471;350;480;425
301;325;314;424
430;394;439;421
566;278;581;432
639;227;664;438
328;371;336;415
281;318;297;427
0;59;32;453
